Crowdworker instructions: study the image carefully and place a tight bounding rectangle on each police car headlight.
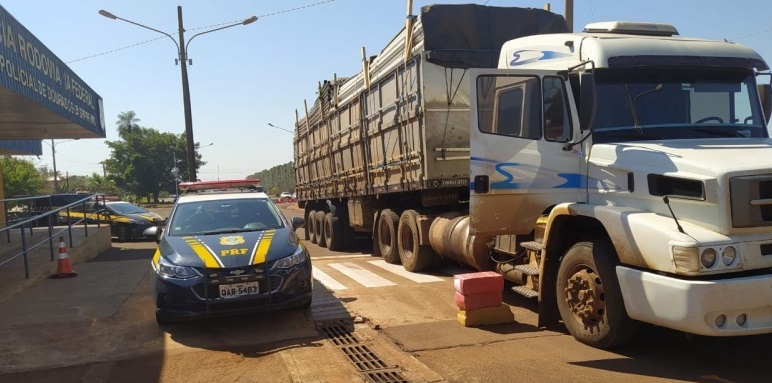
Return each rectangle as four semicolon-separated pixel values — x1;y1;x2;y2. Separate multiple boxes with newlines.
158;257;197;279
272;245;308;269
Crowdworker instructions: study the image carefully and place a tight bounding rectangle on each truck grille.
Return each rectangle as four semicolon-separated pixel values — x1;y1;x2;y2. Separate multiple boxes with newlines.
730;175;772;228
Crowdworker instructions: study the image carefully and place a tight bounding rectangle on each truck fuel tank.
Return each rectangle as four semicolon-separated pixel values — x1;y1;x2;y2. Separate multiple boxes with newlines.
429;212;494;271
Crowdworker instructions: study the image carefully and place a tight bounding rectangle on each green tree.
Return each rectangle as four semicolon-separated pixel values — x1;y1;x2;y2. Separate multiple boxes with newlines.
1;156;43;197
104;112;206;202
247;161;295;196
116;110;140;136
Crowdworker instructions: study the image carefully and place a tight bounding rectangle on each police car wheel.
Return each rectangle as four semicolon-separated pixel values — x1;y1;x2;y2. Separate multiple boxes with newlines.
117;225;130;242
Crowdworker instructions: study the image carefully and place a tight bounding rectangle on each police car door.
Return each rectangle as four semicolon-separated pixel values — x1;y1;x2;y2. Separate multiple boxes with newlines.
469;68;584;236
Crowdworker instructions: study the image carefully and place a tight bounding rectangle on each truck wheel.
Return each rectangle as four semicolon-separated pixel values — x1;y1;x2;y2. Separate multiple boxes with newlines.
398;210;435;272
377;209;400;264
303;209;312;240
324;213;344;251
315;211;327;248
556;240;640;349
308;210;318;244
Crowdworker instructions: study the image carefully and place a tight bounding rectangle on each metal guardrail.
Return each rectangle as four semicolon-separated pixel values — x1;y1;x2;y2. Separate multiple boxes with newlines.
0;194;108;279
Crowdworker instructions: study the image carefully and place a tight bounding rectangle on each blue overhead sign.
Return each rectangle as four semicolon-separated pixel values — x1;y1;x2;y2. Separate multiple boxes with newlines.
0;5;104;137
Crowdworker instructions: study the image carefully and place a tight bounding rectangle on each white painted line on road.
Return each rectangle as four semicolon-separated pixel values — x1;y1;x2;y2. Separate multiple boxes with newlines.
328;262;396;288
367;260;444;283
313;266;347;291
313;254;373;261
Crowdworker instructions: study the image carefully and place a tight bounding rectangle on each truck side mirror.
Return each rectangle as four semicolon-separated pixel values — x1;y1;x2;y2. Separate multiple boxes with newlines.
759;84;772;122
579;72;597;132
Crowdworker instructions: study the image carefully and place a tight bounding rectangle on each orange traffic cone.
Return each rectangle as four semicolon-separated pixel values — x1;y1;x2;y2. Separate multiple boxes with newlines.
51;236;77;279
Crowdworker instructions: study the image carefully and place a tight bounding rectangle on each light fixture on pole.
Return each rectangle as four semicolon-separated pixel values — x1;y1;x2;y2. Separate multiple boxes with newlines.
99;8;257;182
267;123;294;134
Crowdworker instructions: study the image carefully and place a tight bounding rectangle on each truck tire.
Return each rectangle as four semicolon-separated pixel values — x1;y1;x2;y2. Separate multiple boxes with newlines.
303;209;312;240
315;211;327;248
377;209;400;264
556;240;640;349
308;210;318;244
398;210;435;272
324;212;344;251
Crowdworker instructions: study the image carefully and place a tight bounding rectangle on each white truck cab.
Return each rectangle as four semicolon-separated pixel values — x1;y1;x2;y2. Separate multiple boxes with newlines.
469;21;772;347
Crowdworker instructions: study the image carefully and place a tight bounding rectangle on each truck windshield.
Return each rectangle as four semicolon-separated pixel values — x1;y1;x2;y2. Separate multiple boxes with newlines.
592;68;769;144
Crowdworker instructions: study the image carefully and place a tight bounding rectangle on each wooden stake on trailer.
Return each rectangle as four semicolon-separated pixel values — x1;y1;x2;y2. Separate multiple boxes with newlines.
403;0;414;65
304;99;318;199
361;46;371;89
333;73;339;107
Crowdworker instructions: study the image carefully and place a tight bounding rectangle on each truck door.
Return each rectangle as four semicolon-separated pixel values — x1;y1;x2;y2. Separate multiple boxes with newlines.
469;69;584;236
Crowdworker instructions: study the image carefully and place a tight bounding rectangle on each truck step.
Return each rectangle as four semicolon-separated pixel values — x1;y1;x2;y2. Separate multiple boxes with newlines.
514;264;539;276
519;241;543;252
511;285;538;299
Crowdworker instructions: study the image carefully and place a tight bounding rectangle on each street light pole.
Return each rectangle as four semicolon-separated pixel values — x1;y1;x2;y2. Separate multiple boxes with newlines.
51;139;58;192
45;139;79;193
176;6;197;182
99;8;257;182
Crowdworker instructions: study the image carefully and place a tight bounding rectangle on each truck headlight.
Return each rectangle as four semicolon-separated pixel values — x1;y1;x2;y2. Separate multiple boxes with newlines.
272;245;308;269
721;246;737;266
158;257;197;279
701;248;717;268
673;246;699;273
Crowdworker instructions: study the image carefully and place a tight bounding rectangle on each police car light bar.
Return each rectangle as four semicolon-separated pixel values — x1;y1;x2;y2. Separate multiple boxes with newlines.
178;179;263;192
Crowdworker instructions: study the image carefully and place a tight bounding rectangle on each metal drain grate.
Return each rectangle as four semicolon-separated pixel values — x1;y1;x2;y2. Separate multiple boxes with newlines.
341;344;394;371
317;320;409;383
363;370;410;383
320;323;360;346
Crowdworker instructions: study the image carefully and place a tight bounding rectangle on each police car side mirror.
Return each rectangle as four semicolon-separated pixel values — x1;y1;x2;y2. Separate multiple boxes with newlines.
143;226;162;243
290;216;305;231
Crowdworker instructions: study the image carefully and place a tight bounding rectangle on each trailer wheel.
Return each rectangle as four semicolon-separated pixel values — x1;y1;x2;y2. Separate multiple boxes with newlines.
303;208;312;240
307;210;318;244
556;240;639;349
398;210;435;272
315;211;327;248
324;212;344;251
377;209;400;264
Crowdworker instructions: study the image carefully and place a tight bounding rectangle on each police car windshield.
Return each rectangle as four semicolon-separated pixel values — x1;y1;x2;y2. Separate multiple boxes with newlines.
168;198;284;236
106;202;148;215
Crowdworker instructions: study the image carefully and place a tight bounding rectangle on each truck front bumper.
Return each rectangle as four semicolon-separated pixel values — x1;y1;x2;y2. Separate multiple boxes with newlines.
617;266;772;336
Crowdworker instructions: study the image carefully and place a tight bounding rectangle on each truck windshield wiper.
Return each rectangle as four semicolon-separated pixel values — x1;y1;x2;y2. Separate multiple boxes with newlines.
689;127;742;138
596;128;659;141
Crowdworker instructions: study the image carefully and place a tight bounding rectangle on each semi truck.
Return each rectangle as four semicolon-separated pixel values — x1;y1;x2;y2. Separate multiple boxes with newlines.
293;4;772;348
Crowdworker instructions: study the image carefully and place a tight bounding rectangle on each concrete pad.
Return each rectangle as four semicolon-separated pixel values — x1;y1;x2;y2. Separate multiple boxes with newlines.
0;226;111;306
382;319;562;353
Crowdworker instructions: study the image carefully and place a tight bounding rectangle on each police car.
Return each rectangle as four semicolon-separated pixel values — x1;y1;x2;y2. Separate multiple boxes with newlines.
143;179;310;324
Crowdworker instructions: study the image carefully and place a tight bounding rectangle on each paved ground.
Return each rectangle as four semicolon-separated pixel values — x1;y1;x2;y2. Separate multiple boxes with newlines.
2;203;771;383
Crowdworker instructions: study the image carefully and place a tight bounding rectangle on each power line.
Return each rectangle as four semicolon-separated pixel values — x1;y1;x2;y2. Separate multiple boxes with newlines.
66;0;337;64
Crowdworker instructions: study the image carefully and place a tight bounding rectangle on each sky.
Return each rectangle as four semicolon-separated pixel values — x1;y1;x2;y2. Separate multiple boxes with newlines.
4;0;772;181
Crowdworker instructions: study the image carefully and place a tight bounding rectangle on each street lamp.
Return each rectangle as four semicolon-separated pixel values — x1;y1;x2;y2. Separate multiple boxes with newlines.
99;7;257;182
267;123;294;134
43;139;79;193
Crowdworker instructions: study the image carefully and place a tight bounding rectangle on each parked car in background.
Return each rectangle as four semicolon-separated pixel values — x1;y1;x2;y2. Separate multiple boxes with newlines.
60;201;166;242
143;179;310;324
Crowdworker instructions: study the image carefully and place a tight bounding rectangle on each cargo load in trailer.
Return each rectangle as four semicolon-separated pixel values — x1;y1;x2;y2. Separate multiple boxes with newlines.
293;5;772;349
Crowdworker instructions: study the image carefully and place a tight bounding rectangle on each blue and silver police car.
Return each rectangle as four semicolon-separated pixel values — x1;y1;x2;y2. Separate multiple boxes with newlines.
144;180;311;324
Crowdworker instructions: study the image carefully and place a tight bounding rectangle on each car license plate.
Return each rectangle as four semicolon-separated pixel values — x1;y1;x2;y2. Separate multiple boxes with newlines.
219;282;259;299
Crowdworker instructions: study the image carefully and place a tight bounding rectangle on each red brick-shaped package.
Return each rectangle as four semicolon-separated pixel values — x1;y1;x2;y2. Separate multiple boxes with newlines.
454;271;504;295
455;290;502;311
